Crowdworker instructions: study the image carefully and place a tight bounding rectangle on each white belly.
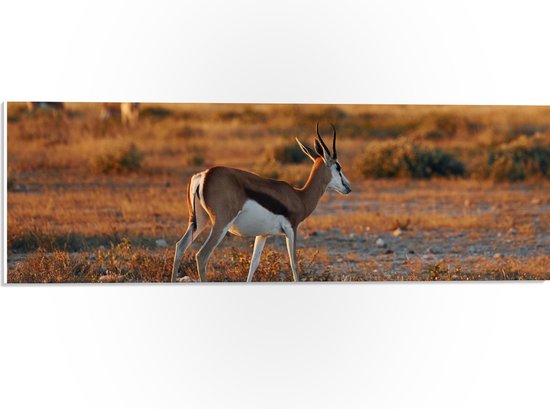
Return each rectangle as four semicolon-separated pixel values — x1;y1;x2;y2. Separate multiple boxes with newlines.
228;200;289;237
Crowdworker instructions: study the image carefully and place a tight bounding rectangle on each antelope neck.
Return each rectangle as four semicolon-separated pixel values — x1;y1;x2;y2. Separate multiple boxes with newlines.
297;159;330;220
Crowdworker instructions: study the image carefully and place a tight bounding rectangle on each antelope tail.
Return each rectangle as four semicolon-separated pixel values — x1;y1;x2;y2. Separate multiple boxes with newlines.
186;182;199;229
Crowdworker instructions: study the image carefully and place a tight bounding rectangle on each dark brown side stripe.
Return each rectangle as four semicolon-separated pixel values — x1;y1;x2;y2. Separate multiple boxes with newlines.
244;187;289;217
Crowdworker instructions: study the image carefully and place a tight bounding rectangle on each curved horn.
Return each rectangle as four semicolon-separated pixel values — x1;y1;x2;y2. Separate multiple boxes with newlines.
315;122;331;157
331;123;337;159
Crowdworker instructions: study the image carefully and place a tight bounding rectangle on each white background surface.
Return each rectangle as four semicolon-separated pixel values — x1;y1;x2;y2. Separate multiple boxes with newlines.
1;1;549;408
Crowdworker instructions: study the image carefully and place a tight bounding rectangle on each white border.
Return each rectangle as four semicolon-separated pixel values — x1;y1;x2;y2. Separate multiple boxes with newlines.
2;102;6;284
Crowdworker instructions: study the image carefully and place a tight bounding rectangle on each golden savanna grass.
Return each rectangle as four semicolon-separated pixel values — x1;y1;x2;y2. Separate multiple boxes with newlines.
6;102;550;282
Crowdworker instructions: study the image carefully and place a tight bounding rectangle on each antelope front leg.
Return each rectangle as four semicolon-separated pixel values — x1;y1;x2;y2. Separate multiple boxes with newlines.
247;235;267;282
283;226;299;282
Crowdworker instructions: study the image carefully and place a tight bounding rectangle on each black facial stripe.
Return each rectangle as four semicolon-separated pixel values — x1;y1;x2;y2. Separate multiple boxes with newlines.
340;173;349;188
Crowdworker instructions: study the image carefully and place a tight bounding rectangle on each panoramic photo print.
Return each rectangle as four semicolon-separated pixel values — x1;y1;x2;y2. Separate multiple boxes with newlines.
5;102;550;282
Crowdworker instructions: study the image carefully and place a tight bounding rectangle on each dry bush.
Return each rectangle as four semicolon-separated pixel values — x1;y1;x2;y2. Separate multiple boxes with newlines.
91;143;144;174
9;249;95;283
9;242;173;283
358;137;465;179
484;135;550;181
94;239;171;282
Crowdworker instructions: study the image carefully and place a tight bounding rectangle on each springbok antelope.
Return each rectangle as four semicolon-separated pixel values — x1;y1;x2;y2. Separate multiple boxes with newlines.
100;102;140;125
171;123;351;283
120;102;140;126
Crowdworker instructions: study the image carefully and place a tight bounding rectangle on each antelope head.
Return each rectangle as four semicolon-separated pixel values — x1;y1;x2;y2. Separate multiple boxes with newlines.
296;123;352;195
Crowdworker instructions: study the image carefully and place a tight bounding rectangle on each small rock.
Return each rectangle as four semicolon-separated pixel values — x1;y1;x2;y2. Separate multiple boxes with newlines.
493;253;503;259
177;276;191;282
155;239;168;248
349;233;356;239
98;274;117;283
507;227;517;235
375;238;387;248
336;257;344;262
392;228;403;237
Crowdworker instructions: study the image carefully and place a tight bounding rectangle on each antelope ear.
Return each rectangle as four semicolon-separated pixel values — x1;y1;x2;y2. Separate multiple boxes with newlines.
314;139;324;158
296;138;318;162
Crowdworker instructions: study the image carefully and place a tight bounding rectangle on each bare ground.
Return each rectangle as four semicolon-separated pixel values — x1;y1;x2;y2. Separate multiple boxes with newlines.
7;180;550;282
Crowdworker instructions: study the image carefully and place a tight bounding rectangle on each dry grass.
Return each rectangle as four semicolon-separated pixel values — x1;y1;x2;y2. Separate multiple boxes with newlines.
7;240;329;283
6;102;550;282
8;243;548;283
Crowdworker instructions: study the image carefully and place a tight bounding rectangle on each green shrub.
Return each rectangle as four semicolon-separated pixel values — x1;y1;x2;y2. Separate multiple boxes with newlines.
7;174;16;191
92;143;144;174
359;138;465;179
486;135;550;181
267;142;308;164
140;106;173;119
